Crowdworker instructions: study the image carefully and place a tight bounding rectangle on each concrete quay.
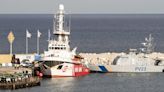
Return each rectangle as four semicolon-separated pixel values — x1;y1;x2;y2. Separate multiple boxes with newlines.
0;54;36;64
1;52;164;65
0;67;32;75
0;54;12;63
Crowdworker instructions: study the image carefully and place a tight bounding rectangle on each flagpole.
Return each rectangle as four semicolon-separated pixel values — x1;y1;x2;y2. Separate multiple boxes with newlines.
10;42;12;55
26;30;32;54
47;29;50;50
37;30;41;54
26;33;28;54
37;34;39;54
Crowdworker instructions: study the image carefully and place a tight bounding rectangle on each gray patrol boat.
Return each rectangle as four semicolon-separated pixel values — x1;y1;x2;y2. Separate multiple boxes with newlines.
87;34;164;72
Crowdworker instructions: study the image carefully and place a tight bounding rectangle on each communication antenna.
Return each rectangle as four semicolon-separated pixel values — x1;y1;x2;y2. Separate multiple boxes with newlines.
140;34;155;54
69;14;71;33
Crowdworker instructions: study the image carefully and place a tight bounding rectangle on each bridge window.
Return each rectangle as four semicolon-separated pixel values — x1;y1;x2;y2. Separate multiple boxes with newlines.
57;65;63;70
51;54;54;57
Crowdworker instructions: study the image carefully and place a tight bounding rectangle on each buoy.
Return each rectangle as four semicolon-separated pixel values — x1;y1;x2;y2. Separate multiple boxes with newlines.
39;73;43;77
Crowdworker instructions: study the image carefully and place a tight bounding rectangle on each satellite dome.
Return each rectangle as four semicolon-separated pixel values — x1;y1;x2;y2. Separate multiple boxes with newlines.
59;4;64;10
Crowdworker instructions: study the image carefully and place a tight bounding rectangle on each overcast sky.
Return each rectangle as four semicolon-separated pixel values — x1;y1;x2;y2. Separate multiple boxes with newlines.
0;0;164;14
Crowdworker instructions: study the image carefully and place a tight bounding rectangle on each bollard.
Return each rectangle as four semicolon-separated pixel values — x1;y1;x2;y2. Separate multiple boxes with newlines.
12;84;15;89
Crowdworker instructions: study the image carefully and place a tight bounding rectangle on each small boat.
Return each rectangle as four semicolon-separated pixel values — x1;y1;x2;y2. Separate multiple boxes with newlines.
39;4;89;77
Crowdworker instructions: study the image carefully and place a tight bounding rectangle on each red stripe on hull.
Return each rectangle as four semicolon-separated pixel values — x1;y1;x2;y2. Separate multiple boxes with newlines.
74;72;90;77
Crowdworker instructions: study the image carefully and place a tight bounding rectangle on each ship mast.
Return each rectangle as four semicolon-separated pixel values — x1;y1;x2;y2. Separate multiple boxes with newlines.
53;4;70;44
140;34;155;54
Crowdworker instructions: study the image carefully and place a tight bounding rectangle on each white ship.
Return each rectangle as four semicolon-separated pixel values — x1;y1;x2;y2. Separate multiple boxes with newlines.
39;4;89;77
87;34;164;73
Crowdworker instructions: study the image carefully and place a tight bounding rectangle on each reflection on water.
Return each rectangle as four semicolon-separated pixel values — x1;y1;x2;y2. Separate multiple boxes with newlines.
40;77;77;92
2;73;164;92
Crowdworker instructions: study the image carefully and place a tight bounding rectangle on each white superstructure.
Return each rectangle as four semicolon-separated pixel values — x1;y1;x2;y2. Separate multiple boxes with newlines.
42;4;76;63
39;4;89;77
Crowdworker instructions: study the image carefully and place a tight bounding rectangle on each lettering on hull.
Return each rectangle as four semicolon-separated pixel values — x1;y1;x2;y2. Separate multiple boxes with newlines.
135;67;146;72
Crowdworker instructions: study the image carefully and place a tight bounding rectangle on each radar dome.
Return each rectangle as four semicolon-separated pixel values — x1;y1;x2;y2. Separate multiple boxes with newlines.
59;4;64;10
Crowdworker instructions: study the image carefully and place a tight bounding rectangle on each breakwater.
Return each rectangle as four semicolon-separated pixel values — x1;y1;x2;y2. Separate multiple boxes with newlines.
80;52;164;65
1;52;164;65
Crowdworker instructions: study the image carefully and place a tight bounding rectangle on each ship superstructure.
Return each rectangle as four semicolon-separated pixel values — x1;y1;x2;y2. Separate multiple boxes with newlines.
42;4;74;62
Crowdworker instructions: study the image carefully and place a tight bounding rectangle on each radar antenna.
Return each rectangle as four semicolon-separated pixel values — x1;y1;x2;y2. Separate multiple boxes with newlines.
140;34;155;54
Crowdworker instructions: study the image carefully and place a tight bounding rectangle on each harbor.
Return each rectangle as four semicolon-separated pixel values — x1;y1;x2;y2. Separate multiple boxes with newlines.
0;4;164;79
0;1;164;92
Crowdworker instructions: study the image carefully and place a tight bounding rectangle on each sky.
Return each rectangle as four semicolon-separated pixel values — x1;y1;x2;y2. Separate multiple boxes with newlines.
0;0;164;14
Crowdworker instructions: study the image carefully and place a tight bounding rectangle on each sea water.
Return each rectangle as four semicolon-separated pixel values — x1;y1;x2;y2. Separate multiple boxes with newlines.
0;14;164;53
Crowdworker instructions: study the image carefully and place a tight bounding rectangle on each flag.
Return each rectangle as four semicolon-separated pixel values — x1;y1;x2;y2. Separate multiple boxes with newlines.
26;30;32;38
37;30;41;38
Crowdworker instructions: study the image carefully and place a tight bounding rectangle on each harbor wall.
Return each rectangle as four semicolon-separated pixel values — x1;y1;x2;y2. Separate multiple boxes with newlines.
0;54;36;63
0;54;12;63
80;52;164;65
1;52;164;64
15;54;36;63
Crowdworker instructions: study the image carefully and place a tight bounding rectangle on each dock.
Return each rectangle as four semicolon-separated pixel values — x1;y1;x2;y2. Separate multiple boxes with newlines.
0;77;40;89
0;67;41;89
